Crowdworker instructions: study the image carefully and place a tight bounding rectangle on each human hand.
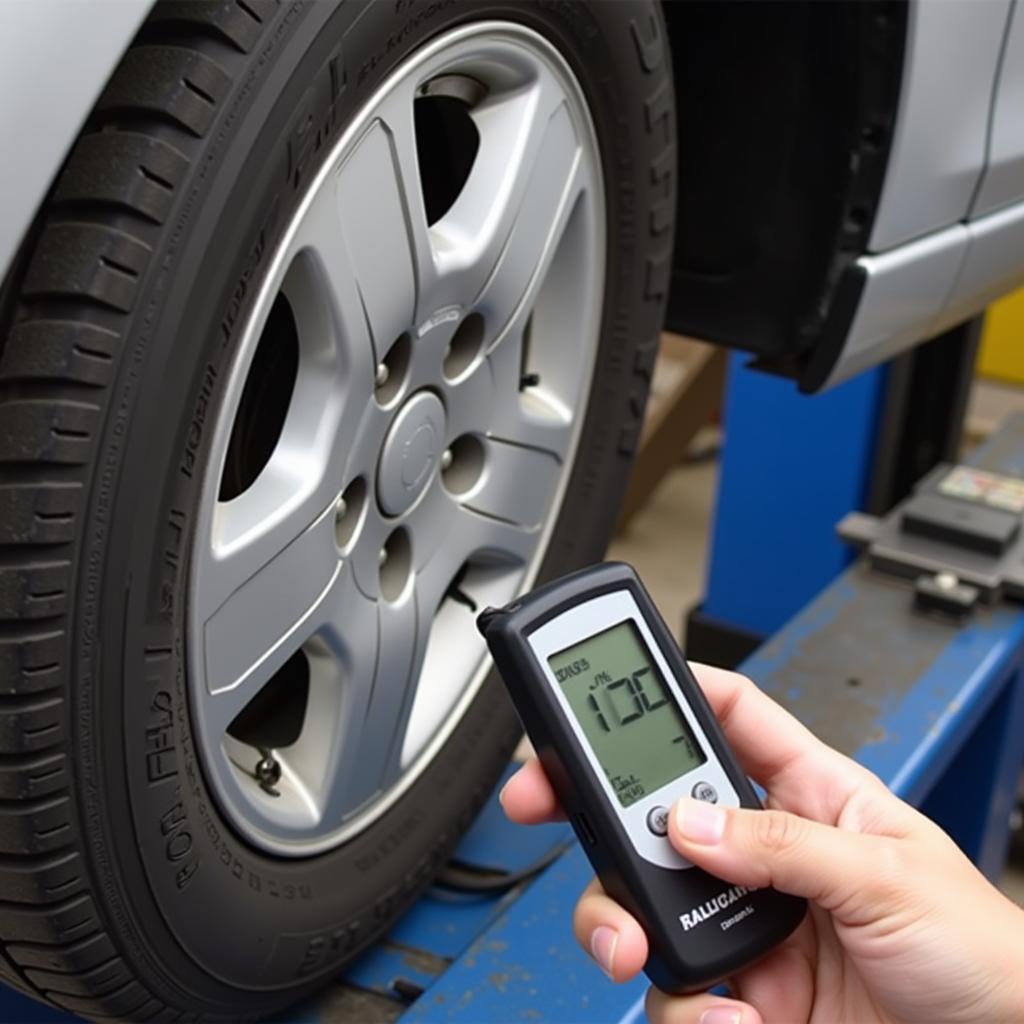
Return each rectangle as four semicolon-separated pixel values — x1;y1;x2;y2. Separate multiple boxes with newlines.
501;663;1024;1024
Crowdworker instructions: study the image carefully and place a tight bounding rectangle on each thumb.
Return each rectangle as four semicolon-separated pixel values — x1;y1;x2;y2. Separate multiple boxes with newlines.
669;797;891;912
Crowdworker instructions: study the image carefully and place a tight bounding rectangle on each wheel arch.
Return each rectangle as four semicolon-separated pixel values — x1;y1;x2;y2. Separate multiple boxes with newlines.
661;0;908;382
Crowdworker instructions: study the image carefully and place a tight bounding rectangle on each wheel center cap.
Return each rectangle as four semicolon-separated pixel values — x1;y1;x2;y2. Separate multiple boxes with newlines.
378;391;447;516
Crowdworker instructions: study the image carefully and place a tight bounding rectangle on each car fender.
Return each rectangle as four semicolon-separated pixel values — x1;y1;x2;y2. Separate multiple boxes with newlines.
0;0;153;283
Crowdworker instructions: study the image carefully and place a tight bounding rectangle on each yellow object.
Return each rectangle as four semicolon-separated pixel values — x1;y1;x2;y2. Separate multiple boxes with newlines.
977;288;1024;385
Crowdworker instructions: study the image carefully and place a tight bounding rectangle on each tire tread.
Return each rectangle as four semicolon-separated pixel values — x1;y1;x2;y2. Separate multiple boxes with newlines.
0;3;279;1019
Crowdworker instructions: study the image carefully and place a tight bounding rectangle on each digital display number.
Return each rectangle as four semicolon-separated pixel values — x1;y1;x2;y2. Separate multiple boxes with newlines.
585;666;667;732
548;620;705;807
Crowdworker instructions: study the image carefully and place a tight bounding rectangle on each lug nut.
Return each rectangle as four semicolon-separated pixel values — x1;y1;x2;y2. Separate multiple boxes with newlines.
334;478;367;552
441;448;454;471
379;528;411;602
375;363;390;388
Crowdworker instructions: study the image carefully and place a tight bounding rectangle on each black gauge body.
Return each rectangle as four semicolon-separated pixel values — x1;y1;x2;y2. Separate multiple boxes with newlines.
478;562;806;994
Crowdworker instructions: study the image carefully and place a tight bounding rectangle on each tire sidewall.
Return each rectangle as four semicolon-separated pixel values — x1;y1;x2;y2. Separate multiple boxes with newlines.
81;0;672;1008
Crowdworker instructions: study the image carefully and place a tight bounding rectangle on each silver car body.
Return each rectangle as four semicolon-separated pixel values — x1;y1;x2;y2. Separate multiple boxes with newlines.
830;0;1024;387
2;0;1024;390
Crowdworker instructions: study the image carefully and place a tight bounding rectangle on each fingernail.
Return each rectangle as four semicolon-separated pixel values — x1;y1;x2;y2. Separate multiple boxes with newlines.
590;925;618;979
675;797;726;844
497;782;509;810
699;1008;742;1024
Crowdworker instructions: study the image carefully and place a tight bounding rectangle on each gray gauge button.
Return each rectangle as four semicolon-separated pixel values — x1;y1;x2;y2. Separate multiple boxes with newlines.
646;805;669;836
691;781;718;803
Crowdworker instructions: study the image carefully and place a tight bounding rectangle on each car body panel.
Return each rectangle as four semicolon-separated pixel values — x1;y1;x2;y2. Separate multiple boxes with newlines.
868;0;1011;252
0;0;152;283
937;200;1024;333
821;192;1024;391
814;0;1024;389
818;225;968;389
972;1;1024;217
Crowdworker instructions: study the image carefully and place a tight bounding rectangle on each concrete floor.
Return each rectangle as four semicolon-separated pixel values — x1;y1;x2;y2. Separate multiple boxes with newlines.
606;428;1024;908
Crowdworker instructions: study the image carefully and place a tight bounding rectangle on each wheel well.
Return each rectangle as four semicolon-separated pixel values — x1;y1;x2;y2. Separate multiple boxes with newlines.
662;1;906;377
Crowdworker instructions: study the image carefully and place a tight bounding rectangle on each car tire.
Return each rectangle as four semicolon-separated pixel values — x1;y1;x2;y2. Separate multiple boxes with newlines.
0;0;674;1018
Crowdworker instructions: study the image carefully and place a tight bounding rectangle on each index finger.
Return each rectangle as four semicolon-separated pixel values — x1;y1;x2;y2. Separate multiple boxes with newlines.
690;663;879;822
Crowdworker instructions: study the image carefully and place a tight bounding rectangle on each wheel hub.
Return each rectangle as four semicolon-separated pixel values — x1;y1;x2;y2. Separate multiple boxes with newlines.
378;390;446;516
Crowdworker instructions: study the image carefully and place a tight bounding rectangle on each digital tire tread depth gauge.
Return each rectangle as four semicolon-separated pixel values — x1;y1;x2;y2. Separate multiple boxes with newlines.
478;562;806;993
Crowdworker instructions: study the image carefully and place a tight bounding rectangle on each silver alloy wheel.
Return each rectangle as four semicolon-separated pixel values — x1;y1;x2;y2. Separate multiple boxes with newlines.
188;22;605;856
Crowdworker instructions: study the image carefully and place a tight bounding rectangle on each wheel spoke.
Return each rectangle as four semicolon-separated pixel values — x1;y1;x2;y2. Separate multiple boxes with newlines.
401;556;517;770
381;453;557;779
434;70;585;339
288;197;377;389
205;241;380;589
326;84;435;353
199;508;341;738
332;590;427;813
440;336;496;442
336;526;497;812
436;74;588;461
392;480;457;586
448;500;540;570
397;496;538;768
467;437;562;530
482;327;576;457
281;563;380;826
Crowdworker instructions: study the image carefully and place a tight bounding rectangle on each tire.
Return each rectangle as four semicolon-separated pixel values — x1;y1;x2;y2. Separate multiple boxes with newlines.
0;1;674;1019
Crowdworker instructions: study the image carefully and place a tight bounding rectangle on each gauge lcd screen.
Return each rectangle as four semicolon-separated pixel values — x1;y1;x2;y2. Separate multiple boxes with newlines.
548;619;706;807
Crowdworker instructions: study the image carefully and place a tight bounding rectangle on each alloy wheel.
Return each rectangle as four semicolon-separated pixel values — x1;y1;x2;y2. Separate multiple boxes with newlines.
188;22;606;855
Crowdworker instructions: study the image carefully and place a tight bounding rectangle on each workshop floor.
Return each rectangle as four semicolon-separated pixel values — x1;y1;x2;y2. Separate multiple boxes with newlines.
605;424;1024;909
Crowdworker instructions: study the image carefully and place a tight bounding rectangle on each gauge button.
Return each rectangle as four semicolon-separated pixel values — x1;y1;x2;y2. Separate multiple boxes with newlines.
691;781;718;804
646;805;669;836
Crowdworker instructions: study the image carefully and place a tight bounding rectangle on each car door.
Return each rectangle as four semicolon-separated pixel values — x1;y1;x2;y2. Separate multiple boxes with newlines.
934;1;1024;332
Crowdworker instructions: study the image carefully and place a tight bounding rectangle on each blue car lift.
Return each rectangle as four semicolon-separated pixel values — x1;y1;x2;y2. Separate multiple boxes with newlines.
5;390;1024;1022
